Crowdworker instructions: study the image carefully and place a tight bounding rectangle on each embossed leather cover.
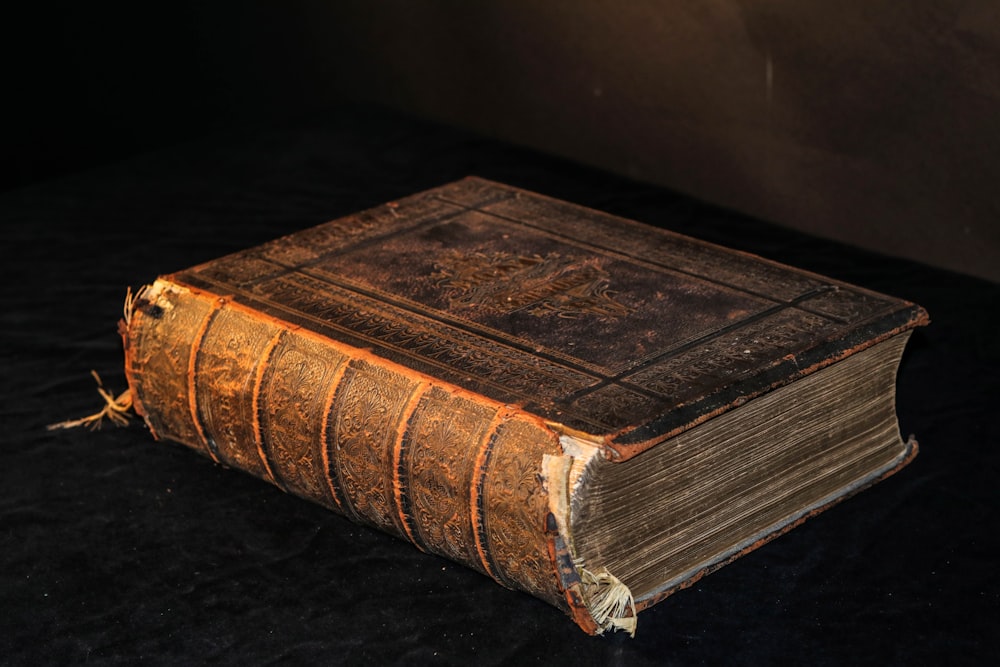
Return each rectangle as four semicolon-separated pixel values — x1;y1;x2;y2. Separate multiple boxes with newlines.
121;177;928;634
170;177;928;457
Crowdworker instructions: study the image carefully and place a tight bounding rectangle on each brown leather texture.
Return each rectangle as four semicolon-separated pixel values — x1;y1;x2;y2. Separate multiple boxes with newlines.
125;284;568;615
172;177;928;456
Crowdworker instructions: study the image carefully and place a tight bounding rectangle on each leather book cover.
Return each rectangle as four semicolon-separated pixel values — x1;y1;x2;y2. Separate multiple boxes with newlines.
171;176;927;458
121;177;929;634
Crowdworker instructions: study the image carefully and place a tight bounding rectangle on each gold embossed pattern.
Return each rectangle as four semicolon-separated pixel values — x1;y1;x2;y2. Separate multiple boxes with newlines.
126;287;216;453
261;332;349;503
327;359;420;538
431;250;633;319
128;286;568;606
479;419;565;606
194;307;282;478
400;387;496;573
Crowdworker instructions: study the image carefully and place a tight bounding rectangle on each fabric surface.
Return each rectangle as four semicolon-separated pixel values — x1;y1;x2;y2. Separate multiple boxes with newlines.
2;107;996;665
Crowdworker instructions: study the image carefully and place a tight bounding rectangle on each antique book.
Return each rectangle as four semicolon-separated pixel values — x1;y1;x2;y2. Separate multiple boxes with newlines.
118;177;928;636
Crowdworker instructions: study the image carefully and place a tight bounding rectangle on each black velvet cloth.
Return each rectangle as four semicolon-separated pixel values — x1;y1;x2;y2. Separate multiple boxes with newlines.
3;107;997;665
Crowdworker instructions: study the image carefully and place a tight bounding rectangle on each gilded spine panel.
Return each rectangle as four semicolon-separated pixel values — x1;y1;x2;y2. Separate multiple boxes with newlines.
479;418;566;606
126;279;569;614
258;329;350;504
125;283;216;454
192;306;282;480
325;359;420;538
397;387;497;574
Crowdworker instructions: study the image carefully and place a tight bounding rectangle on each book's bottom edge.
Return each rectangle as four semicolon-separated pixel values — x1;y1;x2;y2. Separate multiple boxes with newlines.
634;435;919;612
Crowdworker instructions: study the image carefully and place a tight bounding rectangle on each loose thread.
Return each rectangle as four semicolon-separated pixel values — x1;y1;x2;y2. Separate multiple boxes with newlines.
579;567;637;637
122;284;148;328
47;370;133;431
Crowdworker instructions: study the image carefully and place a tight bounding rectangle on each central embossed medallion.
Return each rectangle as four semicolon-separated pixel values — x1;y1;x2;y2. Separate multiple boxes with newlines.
431;250;633;319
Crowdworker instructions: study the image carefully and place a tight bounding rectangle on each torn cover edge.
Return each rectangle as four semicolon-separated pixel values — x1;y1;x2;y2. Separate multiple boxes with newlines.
543;433;637;637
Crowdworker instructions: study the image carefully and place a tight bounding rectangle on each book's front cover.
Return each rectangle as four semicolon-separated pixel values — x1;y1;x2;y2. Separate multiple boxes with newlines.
175;177;927;458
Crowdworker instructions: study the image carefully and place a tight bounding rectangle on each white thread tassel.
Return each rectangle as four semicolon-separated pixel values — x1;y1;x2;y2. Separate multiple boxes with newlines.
580;567;637;637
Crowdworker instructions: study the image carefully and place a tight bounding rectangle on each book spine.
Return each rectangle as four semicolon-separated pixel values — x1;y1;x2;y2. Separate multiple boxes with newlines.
122;279;570;612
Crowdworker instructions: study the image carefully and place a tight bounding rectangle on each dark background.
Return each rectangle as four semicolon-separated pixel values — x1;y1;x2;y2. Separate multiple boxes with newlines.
3;3;998;664
7;1;1000;281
